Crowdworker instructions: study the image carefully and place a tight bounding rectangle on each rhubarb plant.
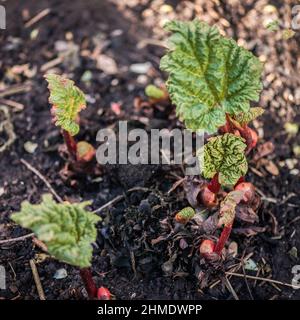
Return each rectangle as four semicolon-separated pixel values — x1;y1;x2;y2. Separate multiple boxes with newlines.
11;194;110;300
160;19;264;258
160;20;262;134
45;74;95;163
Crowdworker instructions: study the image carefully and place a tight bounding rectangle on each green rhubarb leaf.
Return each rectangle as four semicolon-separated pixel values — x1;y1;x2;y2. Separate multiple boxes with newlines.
11;194;100;268
45;74;86;136
198;133;248;186
234;107;264;125
160;20;263;133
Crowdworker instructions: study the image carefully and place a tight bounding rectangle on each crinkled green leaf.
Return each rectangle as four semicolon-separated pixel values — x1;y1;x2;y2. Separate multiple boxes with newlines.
11;194;100;268
160;20;263;133
45;74;86;136
234;107;264;125
198;133;248;186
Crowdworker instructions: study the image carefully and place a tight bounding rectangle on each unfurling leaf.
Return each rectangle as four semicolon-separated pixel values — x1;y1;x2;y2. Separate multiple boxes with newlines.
218;190;244;227
199;133;248;186
145;85;165;99
175;206;195;223
45;74;86;136
234;107;264;125
11;194;100;268
160;20;262;133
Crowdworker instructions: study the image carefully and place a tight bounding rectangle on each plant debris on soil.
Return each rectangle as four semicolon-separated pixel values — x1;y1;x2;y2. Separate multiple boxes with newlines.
0;0;300;300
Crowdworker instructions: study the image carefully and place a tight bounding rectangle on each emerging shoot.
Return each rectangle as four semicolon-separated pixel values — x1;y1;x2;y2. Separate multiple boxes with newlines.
45;74;95;163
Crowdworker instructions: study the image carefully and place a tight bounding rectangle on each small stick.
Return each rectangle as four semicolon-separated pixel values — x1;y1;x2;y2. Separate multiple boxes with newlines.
32;237;48;252
40;56;63;72
0;83;31;98
20;159;63;203
0;98;24;111
225;271;300;289
29;259;46;300
25;8;51;28
224;277;239;300
0;233;34;245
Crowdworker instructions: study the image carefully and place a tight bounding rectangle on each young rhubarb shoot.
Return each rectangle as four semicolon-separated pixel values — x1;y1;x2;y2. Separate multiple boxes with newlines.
45;74;95;163
11;194;109;299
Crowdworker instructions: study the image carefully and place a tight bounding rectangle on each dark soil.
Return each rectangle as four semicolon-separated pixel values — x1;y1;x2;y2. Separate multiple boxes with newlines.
0;0;300;300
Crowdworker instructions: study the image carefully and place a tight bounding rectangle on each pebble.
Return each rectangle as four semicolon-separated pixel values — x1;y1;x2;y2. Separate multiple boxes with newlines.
129;62;152;74
138;199;151;215
53;268;68;280
24;141;38;154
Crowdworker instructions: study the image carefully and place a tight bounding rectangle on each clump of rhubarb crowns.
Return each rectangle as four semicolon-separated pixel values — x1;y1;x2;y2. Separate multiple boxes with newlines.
160;20;265;263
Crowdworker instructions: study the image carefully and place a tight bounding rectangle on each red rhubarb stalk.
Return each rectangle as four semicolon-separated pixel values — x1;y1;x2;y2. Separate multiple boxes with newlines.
79;268;97;299
62;130;77;159
207;173;221;194
213;225;232;255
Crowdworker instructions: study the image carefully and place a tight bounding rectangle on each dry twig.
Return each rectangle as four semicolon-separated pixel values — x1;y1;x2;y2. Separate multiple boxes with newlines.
225;271;300;289
25;8;51;28
29;259;46;300
20;159;63;203
0;233;34;245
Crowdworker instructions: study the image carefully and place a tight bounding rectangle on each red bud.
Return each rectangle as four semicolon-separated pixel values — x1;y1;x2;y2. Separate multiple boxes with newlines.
200;187;217;208
234;182;255;203
97;287;111;300
199;239;215;256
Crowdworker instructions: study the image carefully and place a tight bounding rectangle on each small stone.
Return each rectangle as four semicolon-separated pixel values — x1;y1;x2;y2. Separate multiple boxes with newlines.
293;145;300;157
288;247;298;259
284;122;298;136
137;75;148;85
179;238;188;250
81;70;92;82
228;241;238;258
244;258;258;271
290;169;300;175
286;158;296;170
97;54;118;75
138;199;151;215
24;141;38;154
53;268;68;280
129;62;152;74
